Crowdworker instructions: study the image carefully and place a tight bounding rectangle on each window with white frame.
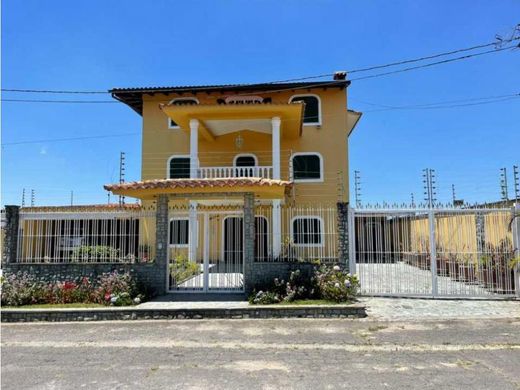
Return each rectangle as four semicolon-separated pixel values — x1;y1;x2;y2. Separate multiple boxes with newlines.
292;217;323;246
291;153;323;182
168;98;199;128
289;94;321;125
168;156;191;179
169;219;189;246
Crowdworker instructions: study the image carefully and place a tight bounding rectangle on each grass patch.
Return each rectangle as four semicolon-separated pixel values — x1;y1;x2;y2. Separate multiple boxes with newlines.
2;303;106;309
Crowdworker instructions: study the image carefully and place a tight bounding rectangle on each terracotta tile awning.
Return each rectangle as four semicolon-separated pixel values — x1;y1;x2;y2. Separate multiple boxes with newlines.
104;178;292;200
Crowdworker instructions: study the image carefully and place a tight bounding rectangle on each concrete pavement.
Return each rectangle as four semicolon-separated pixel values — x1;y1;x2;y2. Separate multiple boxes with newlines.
2;316;520;389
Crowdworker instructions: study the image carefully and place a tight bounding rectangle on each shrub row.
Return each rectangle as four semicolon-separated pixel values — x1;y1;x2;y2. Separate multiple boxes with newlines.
1;271;146;307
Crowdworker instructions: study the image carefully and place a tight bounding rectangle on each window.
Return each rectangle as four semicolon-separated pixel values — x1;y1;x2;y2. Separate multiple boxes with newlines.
291;153;323;182
170;219;189;246
289;94;321;125
168;156;191;179
234;154;257;177
292;217;323;246
168;98;199;128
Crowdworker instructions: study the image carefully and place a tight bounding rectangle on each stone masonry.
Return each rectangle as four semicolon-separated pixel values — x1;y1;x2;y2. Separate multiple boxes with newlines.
2;205;20;264
243;192;256;294
337;202;349;270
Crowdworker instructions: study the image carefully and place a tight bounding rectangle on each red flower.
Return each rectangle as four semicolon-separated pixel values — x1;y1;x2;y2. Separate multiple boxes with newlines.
104;293;111;301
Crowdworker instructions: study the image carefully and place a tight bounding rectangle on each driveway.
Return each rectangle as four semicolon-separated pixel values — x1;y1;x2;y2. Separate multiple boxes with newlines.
2;314;520;389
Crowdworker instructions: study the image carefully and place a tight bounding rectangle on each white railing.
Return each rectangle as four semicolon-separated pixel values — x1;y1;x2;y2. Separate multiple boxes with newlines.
16;209;156;263
197;166;272;179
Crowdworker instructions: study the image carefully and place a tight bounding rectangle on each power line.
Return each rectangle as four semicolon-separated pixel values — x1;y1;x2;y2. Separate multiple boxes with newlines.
2;31;518;96
270;36;519;83
1;133;138;146
350;44;518;82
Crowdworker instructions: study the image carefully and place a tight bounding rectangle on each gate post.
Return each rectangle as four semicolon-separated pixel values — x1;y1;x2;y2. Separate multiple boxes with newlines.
428;210;438;297
347;206;357;275
2;205;20;264
337;202;349;267
243;192;255;294
512;203;520;298
155;194;169;295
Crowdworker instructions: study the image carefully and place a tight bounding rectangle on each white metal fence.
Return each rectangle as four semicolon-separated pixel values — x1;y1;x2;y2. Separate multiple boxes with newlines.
349;206;519;298
16;209;156;263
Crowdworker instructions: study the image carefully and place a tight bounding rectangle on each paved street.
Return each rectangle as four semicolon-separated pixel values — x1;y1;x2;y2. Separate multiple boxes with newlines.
2;305;520;389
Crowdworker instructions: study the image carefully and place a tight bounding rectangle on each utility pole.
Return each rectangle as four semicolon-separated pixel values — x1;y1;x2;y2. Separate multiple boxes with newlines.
410;193;415;207
70;191;74;206
30;189;35;207
354;170;361;207
500;167;509;201
119;151;126;206
107;192;111;205
452;184;456;206
513;165;519;202
422;168;437;208
21;188;26;207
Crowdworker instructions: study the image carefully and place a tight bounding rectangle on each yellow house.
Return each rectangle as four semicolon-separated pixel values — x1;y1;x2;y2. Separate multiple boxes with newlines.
102;74;362;292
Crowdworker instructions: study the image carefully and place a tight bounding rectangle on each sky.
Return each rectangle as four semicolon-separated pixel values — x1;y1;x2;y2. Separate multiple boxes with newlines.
1;0;519;207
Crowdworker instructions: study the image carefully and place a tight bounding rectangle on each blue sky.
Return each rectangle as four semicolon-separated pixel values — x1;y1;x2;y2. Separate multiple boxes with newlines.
1;0;519;206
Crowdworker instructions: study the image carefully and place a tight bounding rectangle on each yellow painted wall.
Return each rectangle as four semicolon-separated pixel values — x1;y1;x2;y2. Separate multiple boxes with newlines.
140;87;350;205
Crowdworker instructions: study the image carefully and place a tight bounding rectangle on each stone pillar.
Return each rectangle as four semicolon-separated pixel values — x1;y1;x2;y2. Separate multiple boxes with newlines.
155;195;169;295
243;192;256;294
337;202;349;268
2;205;20;264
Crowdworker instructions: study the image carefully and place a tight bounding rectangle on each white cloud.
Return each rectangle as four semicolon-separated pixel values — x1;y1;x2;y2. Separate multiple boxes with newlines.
40;147;47;155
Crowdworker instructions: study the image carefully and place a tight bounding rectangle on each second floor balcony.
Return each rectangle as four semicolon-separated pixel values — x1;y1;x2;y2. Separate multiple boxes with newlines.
197;165;273;179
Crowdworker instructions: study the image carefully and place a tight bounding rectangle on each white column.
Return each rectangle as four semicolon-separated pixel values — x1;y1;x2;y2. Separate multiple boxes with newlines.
189;201;198;263
271;117;281;180
189;119;199;178
272;199;282;259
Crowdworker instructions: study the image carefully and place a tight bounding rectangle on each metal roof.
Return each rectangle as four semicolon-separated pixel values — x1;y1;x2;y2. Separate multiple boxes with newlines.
109;80;350;115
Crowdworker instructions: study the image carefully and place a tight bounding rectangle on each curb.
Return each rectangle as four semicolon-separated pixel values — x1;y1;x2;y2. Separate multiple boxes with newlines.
1;304;367;322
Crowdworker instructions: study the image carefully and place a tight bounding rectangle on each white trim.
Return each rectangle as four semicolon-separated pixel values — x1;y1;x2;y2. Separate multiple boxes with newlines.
166;154;191;179
168;217;190;248
288;94;322;126
290;215;325;248
233;153;258;166
290;152;324;183
167;98;199;129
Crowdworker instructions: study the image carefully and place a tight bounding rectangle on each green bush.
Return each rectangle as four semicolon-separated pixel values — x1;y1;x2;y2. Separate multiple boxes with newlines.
249;264;359;304
169;254;200;284
1;271;145;307
71;245;120;261
314;265;359;303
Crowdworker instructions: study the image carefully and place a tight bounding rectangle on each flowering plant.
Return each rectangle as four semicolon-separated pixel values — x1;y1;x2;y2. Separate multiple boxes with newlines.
314;265;359;303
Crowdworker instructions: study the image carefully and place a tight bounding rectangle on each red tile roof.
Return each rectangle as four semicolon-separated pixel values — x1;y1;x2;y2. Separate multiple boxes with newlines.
104;178;292;192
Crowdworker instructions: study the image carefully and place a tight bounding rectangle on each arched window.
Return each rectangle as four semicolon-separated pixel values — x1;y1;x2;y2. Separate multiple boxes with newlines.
290;153;323;182
168;98;199;128
168;155;191;179
289;94;321;125
233;154;258;177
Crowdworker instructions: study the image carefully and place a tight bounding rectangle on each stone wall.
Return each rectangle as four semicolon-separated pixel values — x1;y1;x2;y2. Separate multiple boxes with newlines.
1;262;164;296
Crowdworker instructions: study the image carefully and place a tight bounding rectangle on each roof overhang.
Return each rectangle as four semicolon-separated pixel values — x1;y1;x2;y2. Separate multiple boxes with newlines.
104;178;292;200
347;109;363;137
109;80;350;115
160;103;304;141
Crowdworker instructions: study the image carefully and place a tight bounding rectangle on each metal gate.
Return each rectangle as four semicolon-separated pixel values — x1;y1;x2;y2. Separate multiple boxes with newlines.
168;210;244;292
349;207;519;298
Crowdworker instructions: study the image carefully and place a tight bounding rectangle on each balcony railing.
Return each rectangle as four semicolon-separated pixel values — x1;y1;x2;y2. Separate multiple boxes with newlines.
197;166;273;179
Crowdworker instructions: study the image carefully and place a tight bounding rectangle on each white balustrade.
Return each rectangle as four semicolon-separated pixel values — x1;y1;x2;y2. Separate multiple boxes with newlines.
197;166;273;179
